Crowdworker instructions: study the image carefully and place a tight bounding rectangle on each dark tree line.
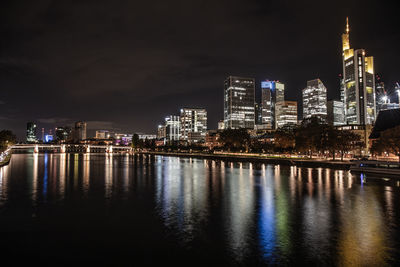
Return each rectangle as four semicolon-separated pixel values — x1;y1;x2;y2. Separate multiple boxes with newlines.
294;117;362;160
371;125;400;162
131;134;156;151
0;130;16;151
216;118;363;161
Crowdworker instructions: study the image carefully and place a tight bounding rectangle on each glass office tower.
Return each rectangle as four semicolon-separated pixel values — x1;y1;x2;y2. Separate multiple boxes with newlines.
26;122;38;143
261;80;284;129
342;17;376;125
302;79;328;122
224;76;255;129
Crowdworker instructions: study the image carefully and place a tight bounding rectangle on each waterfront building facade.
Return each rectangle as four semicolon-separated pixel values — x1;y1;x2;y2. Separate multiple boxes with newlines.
342;18;376;125
180;108;207;143
224;76;255;129
115;133;133;145
302;79;328;122
275;101;298;128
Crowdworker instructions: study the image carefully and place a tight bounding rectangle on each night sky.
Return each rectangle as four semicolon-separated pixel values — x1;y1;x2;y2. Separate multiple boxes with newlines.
0;0;399;139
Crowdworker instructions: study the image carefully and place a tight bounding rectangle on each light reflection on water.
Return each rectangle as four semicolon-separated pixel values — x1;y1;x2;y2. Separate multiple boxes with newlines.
0;153;399;265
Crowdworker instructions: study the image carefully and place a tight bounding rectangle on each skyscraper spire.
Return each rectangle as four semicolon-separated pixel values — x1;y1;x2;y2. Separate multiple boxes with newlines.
346;17;349;34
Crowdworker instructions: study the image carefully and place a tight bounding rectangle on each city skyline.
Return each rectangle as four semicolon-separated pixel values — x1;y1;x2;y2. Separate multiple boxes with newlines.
0;1;399;139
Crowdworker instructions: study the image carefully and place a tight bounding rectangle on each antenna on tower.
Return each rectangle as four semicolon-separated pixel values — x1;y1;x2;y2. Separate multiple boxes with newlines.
346;17;349;34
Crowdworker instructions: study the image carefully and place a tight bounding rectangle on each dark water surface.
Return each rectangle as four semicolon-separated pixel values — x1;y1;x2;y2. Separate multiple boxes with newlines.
0;153;399;266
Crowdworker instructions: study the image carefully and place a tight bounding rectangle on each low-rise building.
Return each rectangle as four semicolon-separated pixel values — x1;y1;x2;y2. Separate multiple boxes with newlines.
205;130;222;149
138;134;157;140
95;130;110;139
335;124;373;156
115;133;133;146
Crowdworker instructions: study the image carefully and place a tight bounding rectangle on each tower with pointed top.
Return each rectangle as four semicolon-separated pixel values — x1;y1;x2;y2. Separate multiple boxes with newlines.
341;17;376;125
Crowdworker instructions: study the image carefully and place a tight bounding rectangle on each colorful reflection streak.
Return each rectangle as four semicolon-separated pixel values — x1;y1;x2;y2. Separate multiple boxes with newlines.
0;154;397;265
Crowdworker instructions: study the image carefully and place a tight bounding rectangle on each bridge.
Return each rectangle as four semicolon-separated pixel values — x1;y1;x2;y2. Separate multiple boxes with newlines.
11;144;133;154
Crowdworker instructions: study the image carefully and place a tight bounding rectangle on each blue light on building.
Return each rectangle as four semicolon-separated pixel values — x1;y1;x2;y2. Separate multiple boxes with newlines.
44;134;53;143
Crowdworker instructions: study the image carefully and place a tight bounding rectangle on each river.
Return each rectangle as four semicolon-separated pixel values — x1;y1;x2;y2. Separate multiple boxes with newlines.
0;153;399;266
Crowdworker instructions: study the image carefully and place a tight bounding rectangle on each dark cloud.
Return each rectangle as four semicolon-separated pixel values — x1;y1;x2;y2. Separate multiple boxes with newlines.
0;0;399;139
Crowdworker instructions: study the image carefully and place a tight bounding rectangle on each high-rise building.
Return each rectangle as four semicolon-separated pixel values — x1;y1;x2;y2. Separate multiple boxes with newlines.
74;121;87;142
302;79;328;122
339;75;345;105
275;101;298;128
396;83;400;104
224;76;255;129
260;80;285;129
375;75;386;115
327;100;346;126
165;115;180;142
254;103;262;125
180;108;207;143
26;122;38;143
55;126;72;142
342;17;376;125
41;128;45;142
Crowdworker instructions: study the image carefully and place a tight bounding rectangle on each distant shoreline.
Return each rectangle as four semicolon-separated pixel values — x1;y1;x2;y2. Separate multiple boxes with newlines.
137;151;352;170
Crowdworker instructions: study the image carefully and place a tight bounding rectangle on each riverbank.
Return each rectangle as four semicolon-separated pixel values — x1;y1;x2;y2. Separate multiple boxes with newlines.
0;148;12;167
138;151;352;170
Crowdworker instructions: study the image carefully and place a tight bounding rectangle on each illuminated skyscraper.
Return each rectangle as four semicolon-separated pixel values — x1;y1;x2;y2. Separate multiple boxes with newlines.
302;79;327;122
254;103;262;125
180;108;207;143
224;76;255;129
165;115;180;142
275;101;297;128
327;100;345;126
260;80;284;129
74;121;87;142
342;17;376;125
26;122;38;143
56;126;72;142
